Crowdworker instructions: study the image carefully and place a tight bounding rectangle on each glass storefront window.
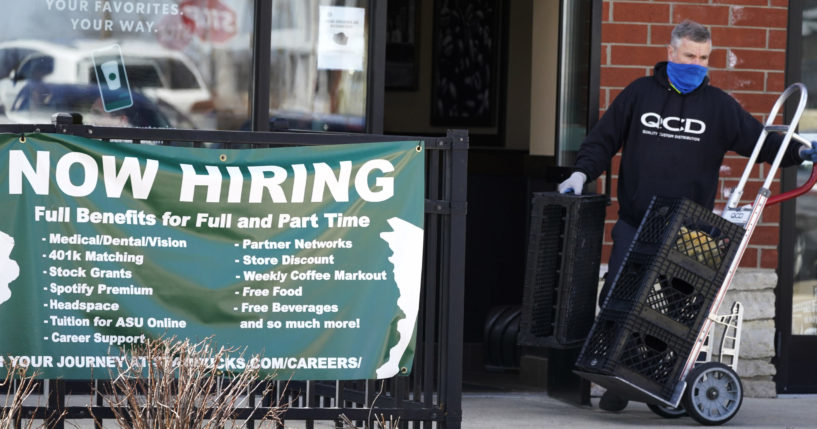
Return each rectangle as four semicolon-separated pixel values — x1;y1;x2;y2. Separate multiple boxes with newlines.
0;0;255;130
792;0;817;335
269;0;368;132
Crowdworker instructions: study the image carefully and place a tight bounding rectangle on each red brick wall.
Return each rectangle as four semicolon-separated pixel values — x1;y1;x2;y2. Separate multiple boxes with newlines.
597;0;789;269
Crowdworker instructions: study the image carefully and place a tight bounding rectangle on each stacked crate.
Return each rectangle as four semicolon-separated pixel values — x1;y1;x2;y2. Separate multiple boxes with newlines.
518;192;607;349
575;196;745;402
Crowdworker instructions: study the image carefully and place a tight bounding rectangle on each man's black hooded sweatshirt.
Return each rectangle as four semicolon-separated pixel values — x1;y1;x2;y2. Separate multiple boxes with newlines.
574;61;801;228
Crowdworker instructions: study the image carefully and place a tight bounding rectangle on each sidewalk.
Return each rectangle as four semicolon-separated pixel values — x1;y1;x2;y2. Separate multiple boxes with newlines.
460;368;817;428
461;390;817;428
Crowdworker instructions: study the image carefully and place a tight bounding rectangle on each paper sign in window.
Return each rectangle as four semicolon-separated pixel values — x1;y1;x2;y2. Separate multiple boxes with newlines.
317;6;366;71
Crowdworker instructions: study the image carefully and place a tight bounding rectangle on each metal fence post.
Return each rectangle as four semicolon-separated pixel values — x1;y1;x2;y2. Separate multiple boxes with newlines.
443;129;468;429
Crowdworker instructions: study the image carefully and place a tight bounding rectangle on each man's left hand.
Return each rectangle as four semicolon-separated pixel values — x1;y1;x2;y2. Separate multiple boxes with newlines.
800;144;817;163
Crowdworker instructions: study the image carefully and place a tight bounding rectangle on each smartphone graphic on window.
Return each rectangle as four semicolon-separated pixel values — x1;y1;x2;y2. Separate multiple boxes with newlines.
92;44;133;112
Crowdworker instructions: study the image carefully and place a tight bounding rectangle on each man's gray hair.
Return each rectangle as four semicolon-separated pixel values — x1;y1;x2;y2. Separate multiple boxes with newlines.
671;20;711;47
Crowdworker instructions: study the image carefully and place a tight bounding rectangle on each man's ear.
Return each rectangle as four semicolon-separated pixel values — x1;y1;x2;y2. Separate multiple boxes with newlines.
667;44;674;62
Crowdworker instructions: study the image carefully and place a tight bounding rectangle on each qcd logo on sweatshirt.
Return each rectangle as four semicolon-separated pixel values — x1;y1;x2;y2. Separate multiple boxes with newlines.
640;112;706;134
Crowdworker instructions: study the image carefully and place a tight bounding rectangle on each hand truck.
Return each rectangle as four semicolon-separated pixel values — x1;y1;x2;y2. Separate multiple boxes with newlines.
575;82;817;425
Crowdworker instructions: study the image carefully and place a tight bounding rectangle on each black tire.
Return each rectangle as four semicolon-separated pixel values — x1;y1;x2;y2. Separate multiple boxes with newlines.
682;362;743;426
647;402;686;419
647;404;687;419
483;306;521;368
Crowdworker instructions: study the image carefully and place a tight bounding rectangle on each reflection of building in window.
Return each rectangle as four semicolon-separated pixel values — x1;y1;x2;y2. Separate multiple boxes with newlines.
792;280;817;335
272;0;303;31
800;6;817;131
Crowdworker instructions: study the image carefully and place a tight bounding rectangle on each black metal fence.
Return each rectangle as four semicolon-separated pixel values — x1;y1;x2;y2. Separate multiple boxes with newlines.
0;118;468;429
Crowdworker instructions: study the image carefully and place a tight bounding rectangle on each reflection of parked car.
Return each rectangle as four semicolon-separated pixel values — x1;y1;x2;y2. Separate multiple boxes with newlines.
2;82;173;128
0;40;213;128
0;43;40;79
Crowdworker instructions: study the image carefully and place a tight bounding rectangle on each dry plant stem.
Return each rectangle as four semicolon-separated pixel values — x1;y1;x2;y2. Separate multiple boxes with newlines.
340;381;399;429
91;336;284;429
1;365;64;429
340;412;400;429
1;366;37;429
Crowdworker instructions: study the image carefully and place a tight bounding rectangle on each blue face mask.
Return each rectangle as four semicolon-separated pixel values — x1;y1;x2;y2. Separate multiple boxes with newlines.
666;62;708;94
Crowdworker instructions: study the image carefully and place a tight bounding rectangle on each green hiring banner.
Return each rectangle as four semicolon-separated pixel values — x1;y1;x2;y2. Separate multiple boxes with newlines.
0;133;425;380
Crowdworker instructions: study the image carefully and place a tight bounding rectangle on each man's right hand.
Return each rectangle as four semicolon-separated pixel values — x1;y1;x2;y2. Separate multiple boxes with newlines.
558;171;587;195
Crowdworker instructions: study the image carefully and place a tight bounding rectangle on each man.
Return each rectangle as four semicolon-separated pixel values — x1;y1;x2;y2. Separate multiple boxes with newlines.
559;19;817;412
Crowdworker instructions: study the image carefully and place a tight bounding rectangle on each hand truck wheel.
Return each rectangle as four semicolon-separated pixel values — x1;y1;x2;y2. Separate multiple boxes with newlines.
682;362;743;426
647;402;686;419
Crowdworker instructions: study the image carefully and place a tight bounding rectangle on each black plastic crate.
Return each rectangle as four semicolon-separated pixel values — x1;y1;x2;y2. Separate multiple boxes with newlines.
630;196;745;280
518;192;606;349
575;308;694;402
605;250;721;339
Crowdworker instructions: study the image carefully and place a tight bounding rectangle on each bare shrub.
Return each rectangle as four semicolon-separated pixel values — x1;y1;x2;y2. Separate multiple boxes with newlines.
91;336;285;429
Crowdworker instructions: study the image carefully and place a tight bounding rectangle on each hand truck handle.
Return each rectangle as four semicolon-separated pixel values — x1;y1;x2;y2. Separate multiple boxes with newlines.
726;83;809;209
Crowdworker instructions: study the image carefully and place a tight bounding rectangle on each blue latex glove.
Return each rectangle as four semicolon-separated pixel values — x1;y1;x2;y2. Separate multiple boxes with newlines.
558;171;587;195
800;144;817;163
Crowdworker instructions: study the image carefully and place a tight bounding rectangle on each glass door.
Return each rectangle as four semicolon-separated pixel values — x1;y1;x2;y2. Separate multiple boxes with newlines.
778;0;817;394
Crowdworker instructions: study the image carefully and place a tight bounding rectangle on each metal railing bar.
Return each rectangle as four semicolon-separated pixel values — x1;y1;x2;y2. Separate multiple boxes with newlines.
423;215;440;409
22;404;442;422
423;147;443;410
0;124;449;149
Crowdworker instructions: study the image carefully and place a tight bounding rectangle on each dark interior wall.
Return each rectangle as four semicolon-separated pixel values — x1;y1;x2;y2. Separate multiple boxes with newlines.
463;149;529;342
463;151;571;343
